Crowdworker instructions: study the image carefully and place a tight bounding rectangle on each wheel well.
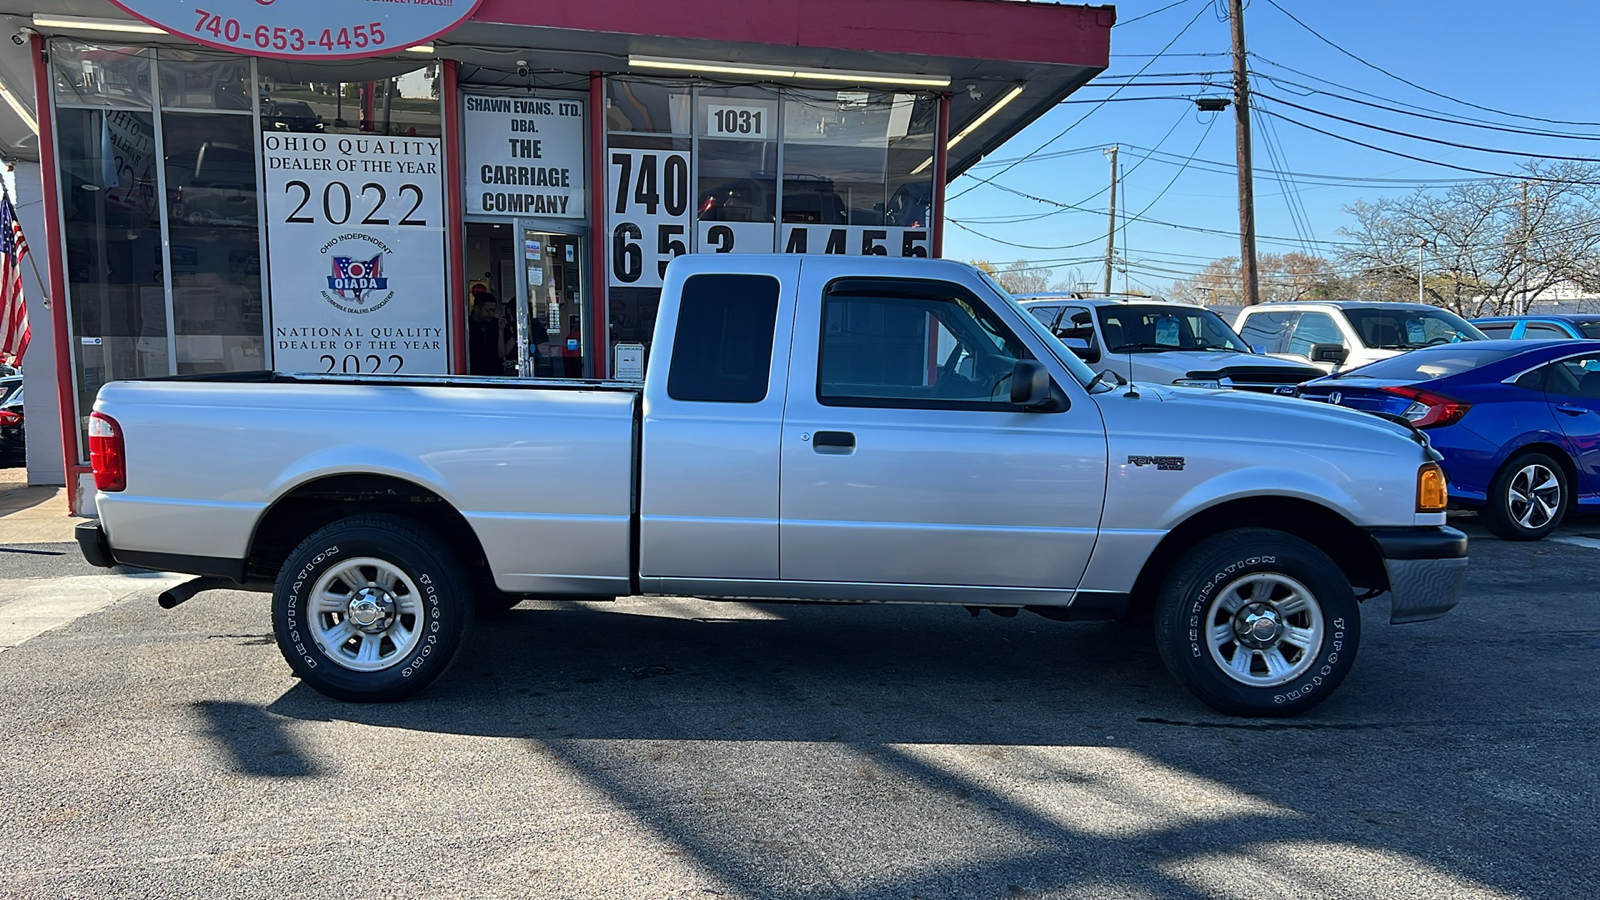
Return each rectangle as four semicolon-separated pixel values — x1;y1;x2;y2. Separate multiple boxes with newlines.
1124;497;1387;624
246;475;490;585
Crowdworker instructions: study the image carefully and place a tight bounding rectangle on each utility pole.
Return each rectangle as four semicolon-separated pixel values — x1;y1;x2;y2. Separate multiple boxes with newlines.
1103;145;1118;295
1415;236;1426;305
1519;180;1530;315
1229;0;1261;306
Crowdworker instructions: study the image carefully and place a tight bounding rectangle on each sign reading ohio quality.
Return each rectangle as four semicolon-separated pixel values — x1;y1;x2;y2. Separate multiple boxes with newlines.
462;94;586;218
262;133;448;375
108;0;483;60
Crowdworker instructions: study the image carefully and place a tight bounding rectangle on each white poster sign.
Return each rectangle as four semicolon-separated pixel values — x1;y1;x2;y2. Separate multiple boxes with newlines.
463;94;586;218
607;148;691;289
697;221;775;254
262;133;448;375
781;224;930;258
109;0;483;60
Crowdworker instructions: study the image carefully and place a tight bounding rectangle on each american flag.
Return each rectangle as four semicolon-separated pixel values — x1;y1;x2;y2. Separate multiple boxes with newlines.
0;184;30;368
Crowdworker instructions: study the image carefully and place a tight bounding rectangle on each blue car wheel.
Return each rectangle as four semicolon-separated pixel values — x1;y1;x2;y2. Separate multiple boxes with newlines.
1481;451;1569;541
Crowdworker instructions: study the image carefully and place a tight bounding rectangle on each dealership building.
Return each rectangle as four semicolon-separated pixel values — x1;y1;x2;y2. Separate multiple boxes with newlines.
0;0;1112;510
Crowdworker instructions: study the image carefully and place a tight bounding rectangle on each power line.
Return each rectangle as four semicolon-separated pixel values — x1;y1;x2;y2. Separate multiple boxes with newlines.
1252;70;1600;142
1257;92;1600;164
1260;0;1600;129
1116;0;1198;28
949;0;1214;202
1255;105;1600;184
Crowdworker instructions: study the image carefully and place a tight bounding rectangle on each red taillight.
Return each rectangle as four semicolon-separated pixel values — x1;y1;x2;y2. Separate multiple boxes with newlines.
1381;385;1471;429
88;412;126;492
0;409;19;426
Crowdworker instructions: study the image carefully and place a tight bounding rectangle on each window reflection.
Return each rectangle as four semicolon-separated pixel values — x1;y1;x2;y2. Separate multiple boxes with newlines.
157;51;252;111
255;61;441;136
52;42;153;108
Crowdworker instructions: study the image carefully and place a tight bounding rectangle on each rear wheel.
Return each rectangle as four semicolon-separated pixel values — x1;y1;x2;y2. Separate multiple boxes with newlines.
1155;528;1360;717
1481;451;1568;541
273;514;473;702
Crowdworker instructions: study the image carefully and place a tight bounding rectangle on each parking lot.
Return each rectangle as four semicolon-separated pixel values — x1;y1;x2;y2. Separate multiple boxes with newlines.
0;512;1595;899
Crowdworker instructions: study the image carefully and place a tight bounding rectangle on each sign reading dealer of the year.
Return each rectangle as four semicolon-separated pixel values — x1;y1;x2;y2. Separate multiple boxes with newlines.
108;0;484;61
462;94;586;218
262;133;448;375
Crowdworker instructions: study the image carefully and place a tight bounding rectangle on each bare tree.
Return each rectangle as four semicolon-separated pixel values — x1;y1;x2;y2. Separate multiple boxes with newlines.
971;259;1074;295
1169;252;1342;305
1339;161;1600;316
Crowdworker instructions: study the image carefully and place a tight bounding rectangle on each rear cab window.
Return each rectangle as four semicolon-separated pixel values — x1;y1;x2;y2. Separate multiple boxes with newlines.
1238;310;1298;354
667;274;782;403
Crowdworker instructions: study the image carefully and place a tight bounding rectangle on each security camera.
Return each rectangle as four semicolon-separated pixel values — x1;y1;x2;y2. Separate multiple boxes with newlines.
12;26;36;46
515;60;530;78
966;84;983;102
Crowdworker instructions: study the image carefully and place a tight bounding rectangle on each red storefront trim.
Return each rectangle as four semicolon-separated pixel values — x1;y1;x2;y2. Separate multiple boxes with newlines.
932;92;950;259
31;34;89;509
588;71;608;379
472;0;1112;68
443;60;468;374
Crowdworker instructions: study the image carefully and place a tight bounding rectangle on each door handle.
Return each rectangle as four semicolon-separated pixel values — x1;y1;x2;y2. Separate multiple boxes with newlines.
812;431;856;453
1556;404;1591;416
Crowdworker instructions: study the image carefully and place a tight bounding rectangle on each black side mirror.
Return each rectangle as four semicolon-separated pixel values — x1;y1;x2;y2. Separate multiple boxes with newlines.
1310;342;1349;365
1010;359;1068;411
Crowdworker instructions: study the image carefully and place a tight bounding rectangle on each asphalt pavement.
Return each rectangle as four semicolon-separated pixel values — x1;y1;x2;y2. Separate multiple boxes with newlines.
0;512;1595;899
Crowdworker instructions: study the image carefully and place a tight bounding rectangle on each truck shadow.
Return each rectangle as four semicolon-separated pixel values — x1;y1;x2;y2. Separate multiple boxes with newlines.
258;598;1572;899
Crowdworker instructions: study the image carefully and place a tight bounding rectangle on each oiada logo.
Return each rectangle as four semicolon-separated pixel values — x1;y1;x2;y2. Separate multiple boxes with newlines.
319;234;395;315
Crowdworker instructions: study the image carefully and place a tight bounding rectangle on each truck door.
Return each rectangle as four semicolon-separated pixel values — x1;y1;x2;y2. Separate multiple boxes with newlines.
779;262;1108;595
638;261;800;588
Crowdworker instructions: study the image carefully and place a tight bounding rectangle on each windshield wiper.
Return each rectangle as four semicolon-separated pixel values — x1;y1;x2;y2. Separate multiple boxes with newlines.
1108;342;1176;352
1189;343;1241;352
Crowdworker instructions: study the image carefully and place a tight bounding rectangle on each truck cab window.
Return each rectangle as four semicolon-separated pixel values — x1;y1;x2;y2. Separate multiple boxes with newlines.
666;274;781;402
819;283;1028;408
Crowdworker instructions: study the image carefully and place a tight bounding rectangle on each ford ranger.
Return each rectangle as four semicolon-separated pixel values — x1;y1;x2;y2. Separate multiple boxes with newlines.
76;256;1467;716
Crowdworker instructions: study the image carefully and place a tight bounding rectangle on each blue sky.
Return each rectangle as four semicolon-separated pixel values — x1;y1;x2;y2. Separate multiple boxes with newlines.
944;0;1600;293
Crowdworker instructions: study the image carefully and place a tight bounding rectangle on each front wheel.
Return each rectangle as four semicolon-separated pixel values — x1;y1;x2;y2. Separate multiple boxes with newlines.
1481;451;1568;541
273;514;474;702
1155;528;1360;717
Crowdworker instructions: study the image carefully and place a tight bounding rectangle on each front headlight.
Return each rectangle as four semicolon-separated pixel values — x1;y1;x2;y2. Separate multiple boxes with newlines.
1174;378;1222;389
1417;462;1449;512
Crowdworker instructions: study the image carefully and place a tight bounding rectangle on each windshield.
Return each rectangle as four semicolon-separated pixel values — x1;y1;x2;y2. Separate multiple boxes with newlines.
1344;308;1486;349
977;272;1097;387
1578;322;1600;339
1336;344;1524;381
1097;304;1250;353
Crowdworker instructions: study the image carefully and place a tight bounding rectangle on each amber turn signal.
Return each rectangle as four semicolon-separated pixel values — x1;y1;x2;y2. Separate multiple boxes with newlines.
1417;463;1448;512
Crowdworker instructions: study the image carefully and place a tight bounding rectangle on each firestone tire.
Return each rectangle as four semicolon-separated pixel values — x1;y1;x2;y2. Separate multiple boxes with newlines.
1155;528;1361;718
1480;451;1568;542
272;514;474;702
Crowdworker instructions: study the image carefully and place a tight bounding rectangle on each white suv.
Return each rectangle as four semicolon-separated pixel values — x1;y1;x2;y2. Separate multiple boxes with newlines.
1018;294;1324;393
1234;301;1487;372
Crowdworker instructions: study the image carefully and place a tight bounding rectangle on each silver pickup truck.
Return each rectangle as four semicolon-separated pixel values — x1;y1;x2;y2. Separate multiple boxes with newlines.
77;256;1467;717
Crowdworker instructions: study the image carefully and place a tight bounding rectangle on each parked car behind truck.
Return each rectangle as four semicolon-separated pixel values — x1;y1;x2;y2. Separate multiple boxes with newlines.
1236;300;1487;372
77;257;1467;717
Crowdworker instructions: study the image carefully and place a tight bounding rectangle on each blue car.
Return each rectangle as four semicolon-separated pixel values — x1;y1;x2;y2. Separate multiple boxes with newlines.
1297;339;1600;540
1471;315;1600;341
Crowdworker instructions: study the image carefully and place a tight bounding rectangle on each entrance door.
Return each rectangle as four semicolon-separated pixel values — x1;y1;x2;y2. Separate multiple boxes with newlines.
519;228;589;378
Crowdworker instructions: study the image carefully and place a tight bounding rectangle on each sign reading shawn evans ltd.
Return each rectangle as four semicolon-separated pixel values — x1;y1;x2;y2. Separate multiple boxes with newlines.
262;133;448;375
108;0;483;60
462;94;587;219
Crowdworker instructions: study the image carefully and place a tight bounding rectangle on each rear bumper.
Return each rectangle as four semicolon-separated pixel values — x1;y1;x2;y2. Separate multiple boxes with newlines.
1367;526;1468;624
76;520;116;568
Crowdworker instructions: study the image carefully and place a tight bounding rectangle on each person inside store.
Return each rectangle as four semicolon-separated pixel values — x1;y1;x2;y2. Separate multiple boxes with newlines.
468;285;514;376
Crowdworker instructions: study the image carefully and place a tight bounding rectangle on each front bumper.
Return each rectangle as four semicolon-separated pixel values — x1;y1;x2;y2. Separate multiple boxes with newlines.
1368;526;1468;624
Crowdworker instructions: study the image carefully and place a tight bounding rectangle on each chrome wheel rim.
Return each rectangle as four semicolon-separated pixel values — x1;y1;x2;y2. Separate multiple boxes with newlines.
1204;572;1324;688
309;557;425;672
1508;464;1561;530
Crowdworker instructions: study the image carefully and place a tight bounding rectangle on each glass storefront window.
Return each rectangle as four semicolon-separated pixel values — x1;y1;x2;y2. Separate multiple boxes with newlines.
607;79;691;134
162;113;265;374
781;90;935;227
157;50;253;111
255;60;441;136
55;106;167;443
51;42;154;109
